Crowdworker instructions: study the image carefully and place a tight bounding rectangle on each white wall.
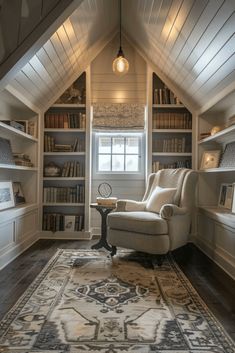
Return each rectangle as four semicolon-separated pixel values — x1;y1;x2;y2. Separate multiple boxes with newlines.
90;36;147;231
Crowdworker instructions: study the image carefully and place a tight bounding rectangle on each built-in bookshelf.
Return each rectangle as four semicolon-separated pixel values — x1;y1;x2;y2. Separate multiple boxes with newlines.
0;89;40;267
42;73;89;237
196;89;235;278
151;73;192;172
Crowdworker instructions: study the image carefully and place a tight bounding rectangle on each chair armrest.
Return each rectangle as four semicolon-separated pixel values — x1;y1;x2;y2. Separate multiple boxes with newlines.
116;199;147;212
160;204;188;220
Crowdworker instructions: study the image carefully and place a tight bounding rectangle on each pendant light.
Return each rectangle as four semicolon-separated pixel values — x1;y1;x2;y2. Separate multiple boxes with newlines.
112;0;129;76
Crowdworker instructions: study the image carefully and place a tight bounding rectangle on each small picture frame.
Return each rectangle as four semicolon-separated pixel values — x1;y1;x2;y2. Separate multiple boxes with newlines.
200;150;221;170
13;182;26;205
218;183;233;209
219;142;235;168
64;215;76;232
0;181;15;211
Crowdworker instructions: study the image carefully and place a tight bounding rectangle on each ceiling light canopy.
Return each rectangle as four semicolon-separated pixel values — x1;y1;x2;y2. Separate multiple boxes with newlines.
112;0;129;76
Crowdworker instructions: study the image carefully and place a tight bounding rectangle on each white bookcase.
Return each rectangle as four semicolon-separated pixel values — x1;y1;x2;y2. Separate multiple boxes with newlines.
0;89;40;268
150;73;193;173
196;90;235;278
41;72;91;239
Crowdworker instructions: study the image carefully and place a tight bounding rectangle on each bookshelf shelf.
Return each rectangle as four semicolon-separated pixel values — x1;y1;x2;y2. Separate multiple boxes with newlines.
43;177;85;181
43;203;85;206
199;167;235;173
153;129;192;133
153;104;185;109
152;152;192;156
0;164;38;171
0;122;38;142
44;128;85;132
44;152;85;156
198;124;235;145
52;104;85;108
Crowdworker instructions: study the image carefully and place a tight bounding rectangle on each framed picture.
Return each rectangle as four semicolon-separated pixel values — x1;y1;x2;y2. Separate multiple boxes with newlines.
0;181;15;211
232;184;235;214
0;137;14;165
64;215;76;232
200;150;221;170
218;183;233;209
219;142;235;168
13;182;26;205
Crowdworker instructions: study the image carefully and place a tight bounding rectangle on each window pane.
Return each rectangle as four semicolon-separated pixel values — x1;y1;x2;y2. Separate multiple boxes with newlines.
126;137;139;154
98;154;111;171
112;155;124;171
112;137;124;153
126;155;139;171
99;137;111;153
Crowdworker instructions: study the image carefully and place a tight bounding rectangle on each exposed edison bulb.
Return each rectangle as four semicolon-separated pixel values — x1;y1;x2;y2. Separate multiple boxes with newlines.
112;51;129;76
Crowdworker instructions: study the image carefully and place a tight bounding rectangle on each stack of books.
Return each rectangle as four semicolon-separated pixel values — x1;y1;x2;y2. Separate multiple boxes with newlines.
44;136;81;152
13;153;34;167
152;160;191;172
96;197;117;207
152;112;192;129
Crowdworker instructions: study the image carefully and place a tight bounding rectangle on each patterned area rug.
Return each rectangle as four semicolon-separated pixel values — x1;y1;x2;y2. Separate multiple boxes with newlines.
0;249;234;353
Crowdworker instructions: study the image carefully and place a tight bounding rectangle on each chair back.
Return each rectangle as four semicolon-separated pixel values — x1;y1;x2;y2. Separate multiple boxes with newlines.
143;168;197;210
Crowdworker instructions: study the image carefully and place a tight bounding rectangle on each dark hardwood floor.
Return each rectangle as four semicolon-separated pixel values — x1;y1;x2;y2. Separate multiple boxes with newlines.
0;240;234;339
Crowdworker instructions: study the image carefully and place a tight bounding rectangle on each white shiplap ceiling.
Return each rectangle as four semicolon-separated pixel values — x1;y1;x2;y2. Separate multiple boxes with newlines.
4;0;235;113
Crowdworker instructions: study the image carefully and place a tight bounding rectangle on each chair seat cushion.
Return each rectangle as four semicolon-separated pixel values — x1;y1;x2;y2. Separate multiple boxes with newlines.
107;211;168;235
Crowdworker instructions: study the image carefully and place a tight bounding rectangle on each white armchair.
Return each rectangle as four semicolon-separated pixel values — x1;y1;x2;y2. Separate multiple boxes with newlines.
107;168;197;262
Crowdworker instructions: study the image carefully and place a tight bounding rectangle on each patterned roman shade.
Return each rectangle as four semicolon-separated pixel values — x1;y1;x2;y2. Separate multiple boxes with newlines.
92;103;145;130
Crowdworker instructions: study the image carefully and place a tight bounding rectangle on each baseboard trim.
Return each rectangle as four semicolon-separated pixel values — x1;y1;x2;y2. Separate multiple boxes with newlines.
0;231;40;271
39;230;92;240
193;236;235;280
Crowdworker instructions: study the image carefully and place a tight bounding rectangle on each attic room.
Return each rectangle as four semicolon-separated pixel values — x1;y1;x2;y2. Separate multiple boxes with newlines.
0;0;234;351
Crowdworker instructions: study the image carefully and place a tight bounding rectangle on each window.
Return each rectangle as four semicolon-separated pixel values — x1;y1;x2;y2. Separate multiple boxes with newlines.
95;132;144;174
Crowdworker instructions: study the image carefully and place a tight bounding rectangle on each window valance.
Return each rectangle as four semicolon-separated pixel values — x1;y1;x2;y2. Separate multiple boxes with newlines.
92;103;145;130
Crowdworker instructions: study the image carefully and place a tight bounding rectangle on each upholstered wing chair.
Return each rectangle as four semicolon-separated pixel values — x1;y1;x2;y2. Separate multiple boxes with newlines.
107;168;197;262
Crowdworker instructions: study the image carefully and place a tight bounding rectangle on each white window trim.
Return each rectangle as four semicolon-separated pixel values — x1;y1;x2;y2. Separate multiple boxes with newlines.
92;131;145;181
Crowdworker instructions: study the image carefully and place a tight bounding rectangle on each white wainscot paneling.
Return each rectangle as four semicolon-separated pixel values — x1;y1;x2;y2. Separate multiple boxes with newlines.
15;210;38;242
0;221;15;256
197;213;235;279
0;210;39;270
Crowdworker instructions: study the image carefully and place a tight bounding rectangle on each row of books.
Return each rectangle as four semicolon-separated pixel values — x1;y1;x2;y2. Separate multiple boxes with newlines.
43;185;85;203
153;87;181;105
44;113;86;129
43;213;84;232
44;135;85;152
152;160;192;172
13;153;34;167
153;138;190;153
152;113;192;129
61;161;84;177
